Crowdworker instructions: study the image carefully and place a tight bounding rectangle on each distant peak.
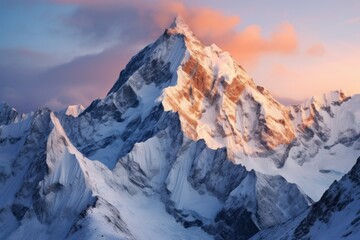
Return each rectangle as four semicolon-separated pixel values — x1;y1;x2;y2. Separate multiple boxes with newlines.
0;101;16;112
0;101;10;108
64;104;85;118
306;90;350;107
0;101;19;125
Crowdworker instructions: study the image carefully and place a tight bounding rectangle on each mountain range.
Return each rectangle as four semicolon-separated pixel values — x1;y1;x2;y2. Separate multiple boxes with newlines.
0;17;359;240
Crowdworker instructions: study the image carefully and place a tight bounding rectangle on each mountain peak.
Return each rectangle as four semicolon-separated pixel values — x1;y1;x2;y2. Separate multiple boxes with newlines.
305;89;350;107
170;16;188;29
62;104;85;118
167;16;195;39
0;101;19;125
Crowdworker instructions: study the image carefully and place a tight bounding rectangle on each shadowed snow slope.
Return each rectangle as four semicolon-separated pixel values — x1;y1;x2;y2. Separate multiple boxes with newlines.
0;17;359;240
251;156;360;240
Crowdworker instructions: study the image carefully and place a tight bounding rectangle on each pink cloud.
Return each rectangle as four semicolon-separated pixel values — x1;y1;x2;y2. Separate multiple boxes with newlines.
346;17;360;24
270;63;297;78
56;0;298;66
254;44;360;102
151;1;298;65
0;44;135;112
221;23;297;65
306;43;326;57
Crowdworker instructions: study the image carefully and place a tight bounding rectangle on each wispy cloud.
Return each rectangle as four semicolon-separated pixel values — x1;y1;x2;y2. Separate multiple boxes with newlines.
306;43;326;57
255;43;360;101
345;16;360;24
57;0;298;65
0;45;134;112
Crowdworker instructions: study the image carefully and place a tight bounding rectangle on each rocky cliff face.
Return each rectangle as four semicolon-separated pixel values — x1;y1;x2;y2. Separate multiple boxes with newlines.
0;102;21;126
161;19;296;166
0;17;359;240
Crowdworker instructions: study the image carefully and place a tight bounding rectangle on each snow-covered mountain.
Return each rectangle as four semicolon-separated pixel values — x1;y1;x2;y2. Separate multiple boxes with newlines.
251;156;360;240
0;17;359;239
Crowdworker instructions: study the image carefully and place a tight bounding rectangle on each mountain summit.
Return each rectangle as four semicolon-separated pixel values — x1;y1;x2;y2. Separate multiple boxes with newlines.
0;19;359;240
169;16;195;36
104;18;359;200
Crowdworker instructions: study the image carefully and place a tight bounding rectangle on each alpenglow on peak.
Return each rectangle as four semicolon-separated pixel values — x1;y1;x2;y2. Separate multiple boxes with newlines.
167;16;196;39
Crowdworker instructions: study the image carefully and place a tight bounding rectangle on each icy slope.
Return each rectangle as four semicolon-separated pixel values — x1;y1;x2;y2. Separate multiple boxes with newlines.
4;112;214;240
0;105;308;240
0;109;50;211
1;113;95;239
66;135;215;240
241;91;360;201
278;91;360;200
64;117;308;240
251;156;360;240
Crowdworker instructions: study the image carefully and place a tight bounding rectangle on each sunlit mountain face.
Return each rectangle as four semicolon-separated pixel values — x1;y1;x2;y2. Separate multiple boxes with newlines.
0;17;359;240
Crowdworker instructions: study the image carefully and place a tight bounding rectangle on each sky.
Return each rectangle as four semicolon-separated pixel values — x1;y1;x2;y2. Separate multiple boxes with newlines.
0;0;359;113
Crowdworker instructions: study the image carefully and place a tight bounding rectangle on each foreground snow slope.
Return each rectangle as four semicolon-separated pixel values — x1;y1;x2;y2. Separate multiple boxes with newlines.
251;156;360;240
